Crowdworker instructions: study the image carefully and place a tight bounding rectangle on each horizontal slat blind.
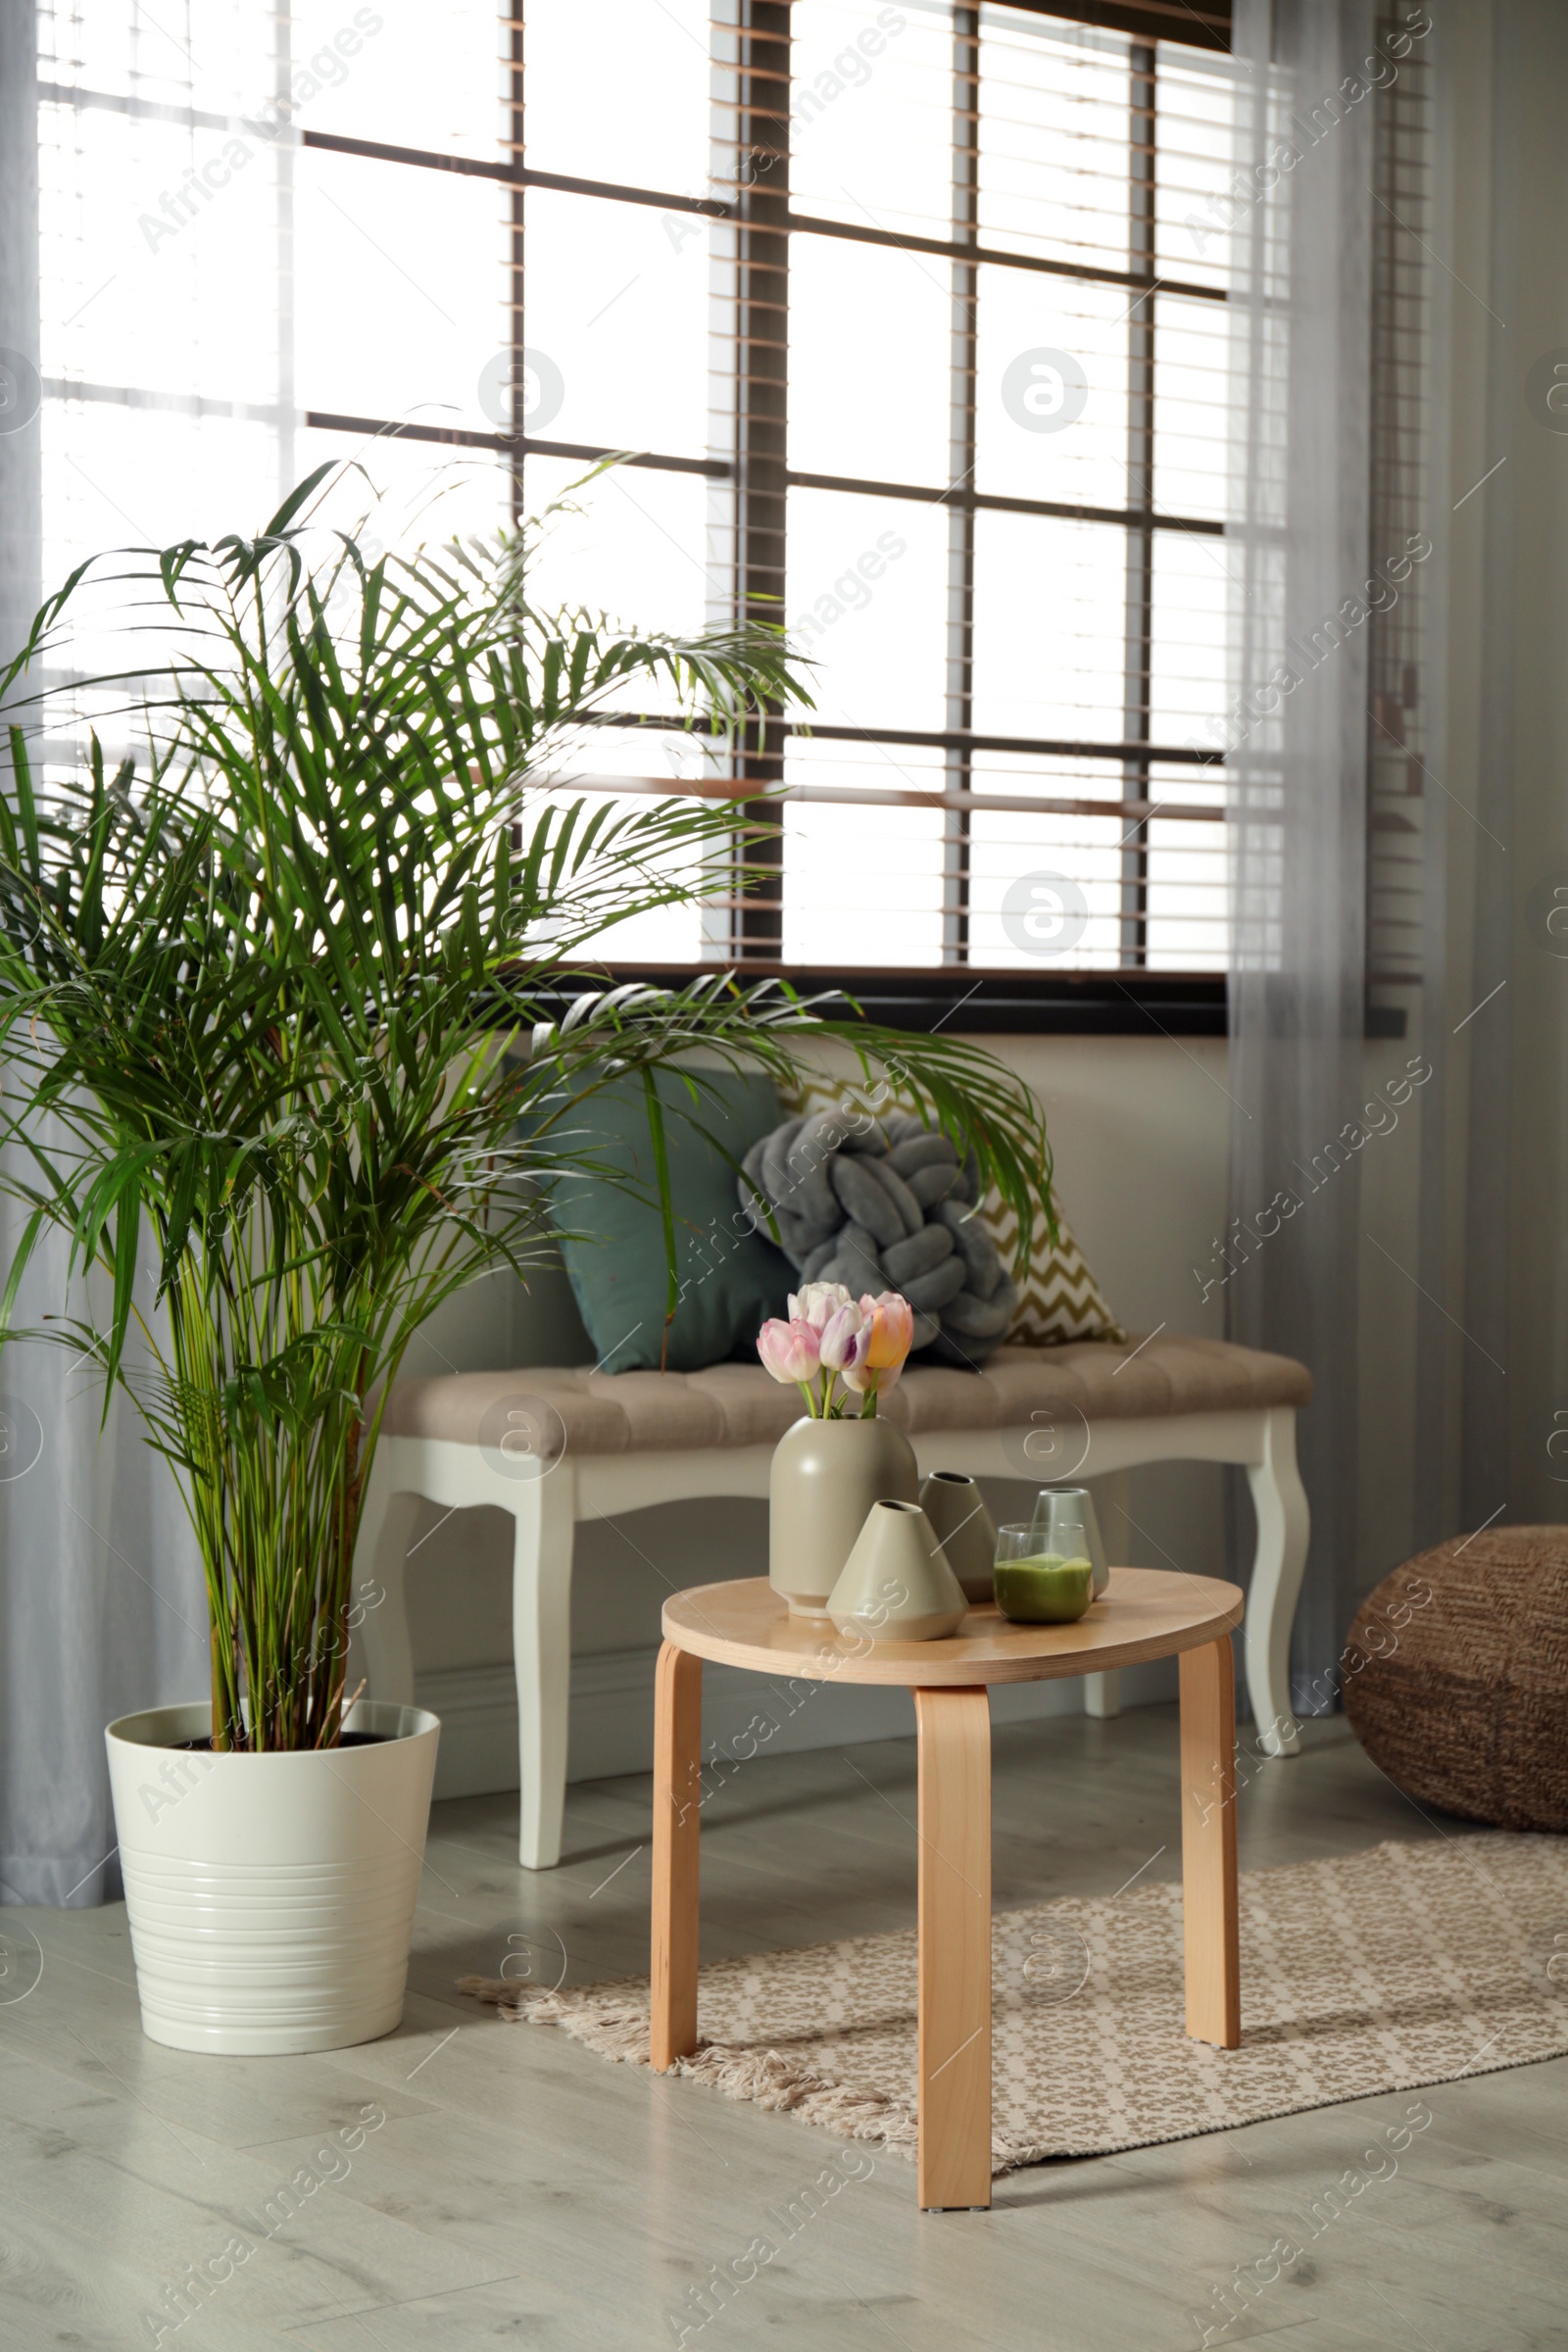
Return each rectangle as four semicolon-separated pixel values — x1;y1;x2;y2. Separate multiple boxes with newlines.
27;3;1246;985
518;1;1249;974
1002;0;1229;46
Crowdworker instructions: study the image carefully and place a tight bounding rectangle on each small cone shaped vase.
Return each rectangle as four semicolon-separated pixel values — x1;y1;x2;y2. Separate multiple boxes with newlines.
827;1498;967;1642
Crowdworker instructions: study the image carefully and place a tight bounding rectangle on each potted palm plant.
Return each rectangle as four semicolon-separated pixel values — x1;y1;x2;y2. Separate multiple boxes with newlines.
0;467;1052;2053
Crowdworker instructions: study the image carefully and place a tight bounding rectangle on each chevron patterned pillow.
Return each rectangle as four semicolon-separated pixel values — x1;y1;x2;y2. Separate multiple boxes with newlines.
776;1074;1125;1349
977;1179;1126;1348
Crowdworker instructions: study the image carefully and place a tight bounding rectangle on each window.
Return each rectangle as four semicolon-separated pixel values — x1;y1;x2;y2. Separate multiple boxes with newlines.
29;0;1240;1020
509;0;1241;1004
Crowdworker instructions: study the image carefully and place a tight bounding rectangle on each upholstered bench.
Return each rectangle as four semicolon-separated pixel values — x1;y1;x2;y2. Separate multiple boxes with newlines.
353;1334;1309;1867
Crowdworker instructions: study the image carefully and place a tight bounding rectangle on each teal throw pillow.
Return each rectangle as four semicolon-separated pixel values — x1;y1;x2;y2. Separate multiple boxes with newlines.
548;1068;792;1374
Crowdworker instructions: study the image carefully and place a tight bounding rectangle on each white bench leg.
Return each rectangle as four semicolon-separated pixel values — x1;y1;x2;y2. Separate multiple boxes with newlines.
1245;1406;1310;1757
513;1463;577;1870
350;1456;419;1705
1084;1671;1122;1718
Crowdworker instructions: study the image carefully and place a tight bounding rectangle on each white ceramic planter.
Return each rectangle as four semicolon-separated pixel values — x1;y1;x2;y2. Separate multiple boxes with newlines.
105;1696;439;2056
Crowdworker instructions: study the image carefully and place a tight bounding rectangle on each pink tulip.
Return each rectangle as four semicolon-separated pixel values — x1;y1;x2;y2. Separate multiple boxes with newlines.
788;1280;855;1334
818;1301;869;1374
757;1317;820;1386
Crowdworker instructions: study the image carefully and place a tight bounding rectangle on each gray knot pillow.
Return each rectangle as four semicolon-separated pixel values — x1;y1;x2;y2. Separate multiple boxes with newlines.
737;1110;1019;1364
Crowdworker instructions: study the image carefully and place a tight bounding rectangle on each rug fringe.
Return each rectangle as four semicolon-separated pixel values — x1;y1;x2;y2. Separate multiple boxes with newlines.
456;1972;1050;2174
458;1972;925;2163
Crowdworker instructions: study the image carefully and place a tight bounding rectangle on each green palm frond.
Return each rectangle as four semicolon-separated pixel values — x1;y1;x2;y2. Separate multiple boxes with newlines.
0;466;1053;1750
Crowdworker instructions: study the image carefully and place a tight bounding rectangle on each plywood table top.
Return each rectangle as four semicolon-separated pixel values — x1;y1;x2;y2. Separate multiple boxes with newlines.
662;1566;1243;1688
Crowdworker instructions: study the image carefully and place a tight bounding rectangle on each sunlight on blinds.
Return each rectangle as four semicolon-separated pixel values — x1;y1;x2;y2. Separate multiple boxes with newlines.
28;0;1249;979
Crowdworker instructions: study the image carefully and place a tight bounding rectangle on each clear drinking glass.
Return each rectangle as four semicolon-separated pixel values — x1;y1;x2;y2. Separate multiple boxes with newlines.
993;1524;1094;1624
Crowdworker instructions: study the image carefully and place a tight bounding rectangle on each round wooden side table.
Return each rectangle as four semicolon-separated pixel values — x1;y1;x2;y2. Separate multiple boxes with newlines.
650;1566;1245;2210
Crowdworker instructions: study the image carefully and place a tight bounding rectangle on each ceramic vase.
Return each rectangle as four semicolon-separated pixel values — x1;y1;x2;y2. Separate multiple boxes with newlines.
769;1413;920;1616
918;1469;999;1601
827;1499;968;1642
1029;1485;1110;1595
105;1696;439;2054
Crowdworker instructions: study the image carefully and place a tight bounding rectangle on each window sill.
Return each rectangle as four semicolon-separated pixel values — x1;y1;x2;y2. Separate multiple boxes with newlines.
542;965;1230;1037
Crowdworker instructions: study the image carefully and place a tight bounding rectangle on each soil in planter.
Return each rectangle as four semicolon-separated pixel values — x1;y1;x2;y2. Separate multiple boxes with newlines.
171;1732;392;1750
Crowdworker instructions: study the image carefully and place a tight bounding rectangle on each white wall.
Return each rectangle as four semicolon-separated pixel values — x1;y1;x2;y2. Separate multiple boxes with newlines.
392;1034;1236;1791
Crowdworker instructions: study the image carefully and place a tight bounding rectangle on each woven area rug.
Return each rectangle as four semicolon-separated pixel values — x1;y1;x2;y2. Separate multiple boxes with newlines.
463;1836;1568;2173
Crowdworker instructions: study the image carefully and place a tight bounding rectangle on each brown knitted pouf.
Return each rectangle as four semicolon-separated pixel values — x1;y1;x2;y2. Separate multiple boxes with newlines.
1344;1529;1568;1832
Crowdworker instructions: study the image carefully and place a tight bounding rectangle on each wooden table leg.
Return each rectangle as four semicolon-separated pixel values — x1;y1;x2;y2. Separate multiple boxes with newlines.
651;1642;703;2071
1179;1635;1241;2049
913;1686;992;2210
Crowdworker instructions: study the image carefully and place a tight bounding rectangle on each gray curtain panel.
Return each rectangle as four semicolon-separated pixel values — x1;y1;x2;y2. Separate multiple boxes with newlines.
0;0;207;1908
1418;0;1568;1540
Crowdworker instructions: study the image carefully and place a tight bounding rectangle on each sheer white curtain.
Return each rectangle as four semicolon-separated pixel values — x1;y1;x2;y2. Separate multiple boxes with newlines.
1223;0;1378;1707
0;0;297;1906
1223;0;1568;1710
0;1204;210;1908
1;0;509;1907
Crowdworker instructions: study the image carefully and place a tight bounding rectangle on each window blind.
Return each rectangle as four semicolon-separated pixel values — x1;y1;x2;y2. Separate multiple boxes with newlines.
24;0;1248;994
511;0;1247;978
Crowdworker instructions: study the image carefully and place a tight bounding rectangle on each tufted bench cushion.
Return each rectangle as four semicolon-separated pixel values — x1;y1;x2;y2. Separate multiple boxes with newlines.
382;1334;1311;1458
1344;1529;1568;1834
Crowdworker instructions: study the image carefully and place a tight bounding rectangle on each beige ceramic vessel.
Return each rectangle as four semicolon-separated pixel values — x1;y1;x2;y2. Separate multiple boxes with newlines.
1030;1485;1111;1596
768;1413;919;1616
827;1498;968;1642
918;1469;998;1600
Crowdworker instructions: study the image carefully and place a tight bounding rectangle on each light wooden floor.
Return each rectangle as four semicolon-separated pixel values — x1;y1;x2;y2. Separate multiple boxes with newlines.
2;1705;1565;2349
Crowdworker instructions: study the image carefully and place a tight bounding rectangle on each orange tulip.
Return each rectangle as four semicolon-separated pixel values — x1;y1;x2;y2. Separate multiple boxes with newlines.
860;1291;914;1369
842;1292;914;1410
